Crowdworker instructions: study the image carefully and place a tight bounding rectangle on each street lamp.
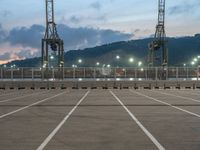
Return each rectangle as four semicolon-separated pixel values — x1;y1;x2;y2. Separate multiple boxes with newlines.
191;61;195;65
96;62;100;66
50;55;54;60
138;61;142;67
78;59;82;64
116;55;120;60
194;58;198;62
129;58;134;63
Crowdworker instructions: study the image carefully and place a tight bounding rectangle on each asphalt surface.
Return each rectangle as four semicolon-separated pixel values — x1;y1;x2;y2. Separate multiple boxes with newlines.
0;89;200;150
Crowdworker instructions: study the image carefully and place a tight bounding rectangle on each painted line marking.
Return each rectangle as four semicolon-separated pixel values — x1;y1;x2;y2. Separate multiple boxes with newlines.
36;90;90;150
0;91;66;119
152;90;200;103
0;91;48;103
110;90;165;150
130;90;200;119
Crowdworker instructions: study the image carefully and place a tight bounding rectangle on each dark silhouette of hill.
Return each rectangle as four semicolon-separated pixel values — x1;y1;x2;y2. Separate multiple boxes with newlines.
5;34;200;67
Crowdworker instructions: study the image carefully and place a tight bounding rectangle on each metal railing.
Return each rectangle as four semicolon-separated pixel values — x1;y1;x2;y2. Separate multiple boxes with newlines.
0;67;199;81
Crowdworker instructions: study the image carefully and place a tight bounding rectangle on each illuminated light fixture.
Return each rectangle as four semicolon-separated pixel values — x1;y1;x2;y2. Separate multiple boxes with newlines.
194;58;198;62
107;64;111;68
50;55;54;60
191;61;195;65
116;55;120;59
138;61;142;66
96;62;100;66
129;58;134;63
78;59;82;63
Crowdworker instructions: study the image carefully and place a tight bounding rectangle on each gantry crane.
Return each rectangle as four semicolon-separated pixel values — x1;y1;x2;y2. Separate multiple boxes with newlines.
148;0;168;67
42;0;64;69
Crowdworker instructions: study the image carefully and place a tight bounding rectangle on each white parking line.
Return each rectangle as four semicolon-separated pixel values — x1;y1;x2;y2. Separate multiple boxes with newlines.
0;91;48;103
0;91;66;119
36;90;90;150
152;90;200;103
110;90;165;150
130;90;200;118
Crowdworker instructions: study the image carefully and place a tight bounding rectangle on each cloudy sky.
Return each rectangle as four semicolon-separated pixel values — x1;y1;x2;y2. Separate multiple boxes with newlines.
0;0;200;64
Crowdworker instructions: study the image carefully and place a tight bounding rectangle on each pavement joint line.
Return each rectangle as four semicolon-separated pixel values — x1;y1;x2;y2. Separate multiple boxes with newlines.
151;90;200;103
36;90;90;150
130;90;200;119
0;91;66;119
0;91;49;103
109;90;165;150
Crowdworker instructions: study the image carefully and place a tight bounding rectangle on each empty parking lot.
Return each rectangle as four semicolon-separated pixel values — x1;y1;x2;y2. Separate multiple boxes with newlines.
0;89;200;150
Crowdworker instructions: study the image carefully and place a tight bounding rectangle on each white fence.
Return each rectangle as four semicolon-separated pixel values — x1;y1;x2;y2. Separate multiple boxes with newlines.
0;67;200;81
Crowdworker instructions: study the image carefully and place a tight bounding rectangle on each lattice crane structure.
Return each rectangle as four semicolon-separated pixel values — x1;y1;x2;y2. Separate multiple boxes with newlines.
42;0;64;69
148;0;168;67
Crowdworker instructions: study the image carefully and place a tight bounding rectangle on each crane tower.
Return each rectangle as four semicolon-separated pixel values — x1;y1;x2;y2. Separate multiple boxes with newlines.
42;0;64;69
148;0;168;67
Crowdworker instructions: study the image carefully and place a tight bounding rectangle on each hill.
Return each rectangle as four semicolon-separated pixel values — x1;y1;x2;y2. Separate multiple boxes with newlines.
5;34;200;67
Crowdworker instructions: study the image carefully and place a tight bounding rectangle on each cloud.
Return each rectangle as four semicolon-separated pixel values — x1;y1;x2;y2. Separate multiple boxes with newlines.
57;24;133;50
0;24;6;43
168;2;200;15
6;24;44;48
3;23;133;50
0;23;133;63
89;2;102;10
0;10;12;18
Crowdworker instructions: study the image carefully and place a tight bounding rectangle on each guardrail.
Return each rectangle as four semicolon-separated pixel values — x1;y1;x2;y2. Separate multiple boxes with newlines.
0;67;199;81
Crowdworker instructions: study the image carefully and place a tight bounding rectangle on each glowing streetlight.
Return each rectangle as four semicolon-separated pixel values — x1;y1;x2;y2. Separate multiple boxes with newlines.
138;61;142;66
72;64;77;68
96;62;100;66
78;59;82;63
107;64;111;68
194;58;198;62
129;58;134;63
50;55;54;60
183;64;186;67
191;61;195;65
116;55;120;60
198;56;200;59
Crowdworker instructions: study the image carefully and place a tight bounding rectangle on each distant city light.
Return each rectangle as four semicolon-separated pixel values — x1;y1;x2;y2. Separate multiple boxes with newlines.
129;58;134;63
191;61;195;65
140;68;144;72
183;64;186;67
198;56;200;59
116;55;120;60
72;64;77;68
138;61;142;66
96;62;100;66
107;64;111;68
194;58;198;62
78;59;82;63
129;78;134;81
50;55;54;60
